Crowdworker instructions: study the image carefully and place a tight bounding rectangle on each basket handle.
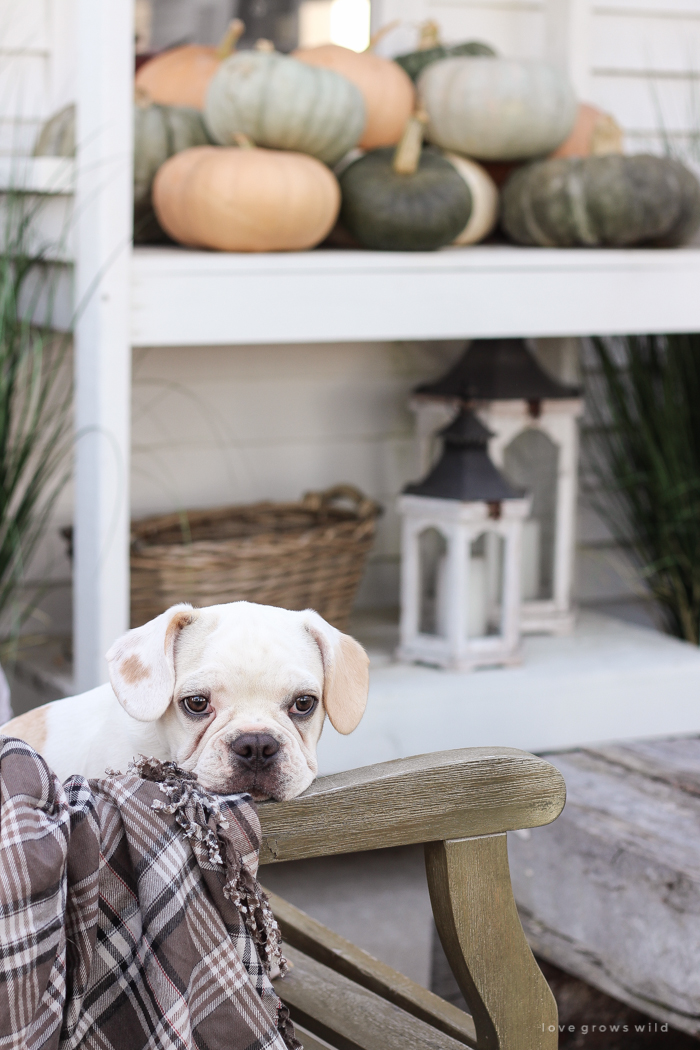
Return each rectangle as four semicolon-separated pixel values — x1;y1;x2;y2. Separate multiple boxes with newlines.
302;484;380;520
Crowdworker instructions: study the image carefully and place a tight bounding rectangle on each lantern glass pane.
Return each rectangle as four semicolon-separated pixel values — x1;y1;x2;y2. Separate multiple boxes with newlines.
418;527;448;637
503;428;558;600
468;532;504;638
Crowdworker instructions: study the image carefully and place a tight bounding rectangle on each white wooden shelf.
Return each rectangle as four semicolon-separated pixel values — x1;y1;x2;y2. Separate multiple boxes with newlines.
318;611;700;775
132;244;700;346
7;158;699;343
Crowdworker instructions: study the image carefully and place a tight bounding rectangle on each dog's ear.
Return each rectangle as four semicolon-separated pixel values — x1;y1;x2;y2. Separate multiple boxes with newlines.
304;610;369;734
106;603;196;722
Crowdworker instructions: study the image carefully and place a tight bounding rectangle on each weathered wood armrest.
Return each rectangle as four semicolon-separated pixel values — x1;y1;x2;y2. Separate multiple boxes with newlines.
258;746;565;864
259;748;566;1050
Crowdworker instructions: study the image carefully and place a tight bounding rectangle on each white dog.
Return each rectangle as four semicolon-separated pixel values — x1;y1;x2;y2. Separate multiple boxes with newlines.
3;601;369;800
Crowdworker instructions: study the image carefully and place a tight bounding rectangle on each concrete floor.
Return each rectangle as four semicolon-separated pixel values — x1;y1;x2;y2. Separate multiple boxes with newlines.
260;844;435;988
318;610;700;776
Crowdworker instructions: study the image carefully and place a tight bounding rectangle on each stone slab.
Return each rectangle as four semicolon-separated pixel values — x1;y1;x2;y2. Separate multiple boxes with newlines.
508;738;700;1036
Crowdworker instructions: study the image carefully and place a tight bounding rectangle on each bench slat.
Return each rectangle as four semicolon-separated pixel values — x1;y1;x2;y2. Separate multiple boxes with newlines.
274;945;470;1050
266;889;476;1047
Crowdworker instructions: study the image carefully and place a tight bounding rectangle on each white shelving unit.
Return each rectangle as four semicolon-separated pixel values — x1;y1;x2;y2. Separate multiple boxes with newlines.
16;0;700;693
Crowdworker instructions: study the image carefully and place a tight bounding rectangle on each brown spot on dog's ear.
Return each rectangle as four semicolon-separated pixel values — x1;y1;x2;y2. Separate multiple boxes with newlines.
164;610;194;654
3;705;48;754
106;603;197;723
119;654;151;685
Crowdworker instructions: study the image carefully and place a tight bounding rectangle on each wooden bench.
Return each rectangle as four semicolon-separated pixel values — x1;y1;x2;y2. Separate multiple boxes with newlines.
258;747;566;1050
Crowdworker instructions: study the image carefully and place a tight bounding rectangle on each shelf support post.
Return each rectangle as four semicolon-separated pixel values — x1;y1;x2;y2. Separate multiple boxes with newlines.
73;0;134;690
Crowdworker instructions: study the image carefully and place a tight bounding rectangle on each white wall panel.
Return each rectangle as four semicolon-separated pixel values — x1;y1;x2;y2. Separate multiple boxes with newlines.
594;0;700;14
46;0;76;115
0;56;48;123
129;340;465;610
589;75;697;131
592;13;700;72
372;0;544;58
423;1;544;59
0;0;49;50
0;0;75;155
589;3;700;162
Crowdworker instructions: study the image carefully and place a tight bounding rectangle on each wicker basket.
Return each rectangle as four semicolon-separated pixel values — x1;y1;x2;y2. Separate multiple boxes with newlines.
128;485;381;631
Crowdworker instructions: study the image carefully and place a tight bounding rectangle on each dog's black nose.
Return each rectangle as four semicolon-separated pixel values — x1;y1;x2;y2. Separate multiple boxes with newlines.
231;733;281;768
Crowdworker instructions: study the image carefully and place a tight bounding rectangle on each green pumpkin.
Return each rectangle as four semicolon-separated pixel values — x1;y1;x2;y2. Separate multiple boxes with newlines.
34;101;210;243
204;50;365;166
133;101;210;242
501;155;700;248
339;145;471;251
395;41;496;83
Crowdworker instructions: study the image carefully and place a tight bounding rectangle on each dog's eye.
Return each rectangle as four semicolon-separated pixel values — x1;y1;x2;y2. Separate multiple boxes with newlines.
289;695;318;717
182;695;210;716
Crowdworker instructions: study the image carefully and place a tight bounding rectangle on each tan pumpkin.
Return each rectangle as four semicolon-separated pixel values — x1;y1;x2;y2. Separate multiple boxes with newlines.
152;145;341;252
151;147;205;245
550;103;623;159
135;19;243;109
293;43;415;150
443;153;499;244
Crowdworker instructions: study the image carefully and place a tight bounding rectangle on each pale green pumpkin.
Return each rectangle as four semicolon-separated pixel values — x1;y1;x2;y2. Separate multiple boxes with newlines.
33;103;75;157
418;57;576;162
204;50;366;166
35;100;210;242
132;100;210;240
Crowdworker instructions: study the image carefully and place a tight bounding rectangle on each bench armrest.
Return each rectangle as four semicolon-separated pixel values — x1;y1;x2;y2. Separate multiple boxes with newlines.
259;746;565;864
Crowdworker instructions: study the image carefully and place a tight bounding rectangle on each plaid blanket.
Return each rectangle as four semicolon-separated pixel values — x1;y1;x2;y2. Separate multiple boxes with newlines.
0;737;300;1050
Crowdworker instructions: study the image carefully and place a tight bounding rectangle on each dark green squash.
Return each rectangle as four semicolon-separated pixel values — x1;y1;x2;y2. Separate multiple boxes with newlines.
501;154;700;248
339;115;471;251
394;20;495;82
396;40;496;82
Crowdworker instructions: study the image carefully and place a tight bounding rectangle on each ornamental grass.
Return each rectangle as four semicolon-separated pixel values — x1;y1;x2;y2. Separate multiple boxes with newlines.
584;333;700;645
0;187;72;641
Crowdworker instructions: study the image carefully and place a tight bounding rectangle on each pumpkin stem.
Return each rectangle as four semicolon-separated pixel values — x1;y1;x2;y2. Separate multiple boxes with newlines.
393;109;428;175
233;133;256;149
591;113;624;156
216;19;244;60
417;20;440;51
366;20;400;52
134;85;152;109
254;38;276;52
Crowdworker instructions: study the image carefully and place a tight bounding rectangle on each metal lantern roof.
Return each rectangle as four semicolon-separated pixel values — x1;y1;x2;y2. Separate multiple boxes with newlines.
403;408;524;503
413;338;581;402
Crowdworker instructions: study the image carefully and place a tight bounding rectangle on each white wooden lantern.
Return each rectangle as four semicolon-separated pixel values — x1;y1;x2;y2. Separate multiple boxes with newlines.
410;339;583;636
397;409;531;672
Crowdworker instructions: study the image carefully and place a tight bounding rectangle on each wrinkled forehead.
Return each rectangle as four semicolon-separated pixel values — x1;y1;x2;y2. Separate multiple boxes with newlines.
174;603;324;689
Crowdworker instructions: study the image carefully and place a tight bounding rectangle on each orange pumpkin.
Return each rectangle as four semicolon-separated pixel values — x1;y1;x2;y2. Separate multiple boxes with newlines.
135;20;243;110
550;103;623;158
293;44;415;150
152;145;341;252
